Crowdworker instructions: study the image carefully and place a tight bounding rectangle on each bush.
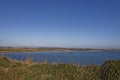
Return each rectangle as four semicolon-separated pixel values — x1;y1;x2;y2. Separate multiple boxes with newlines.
101;60;120;80
0;57;11;67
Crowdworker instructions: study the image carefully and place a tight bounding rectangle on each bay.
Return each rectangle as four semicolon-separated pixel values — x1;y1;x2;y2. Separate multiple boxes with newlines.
0;52;120;66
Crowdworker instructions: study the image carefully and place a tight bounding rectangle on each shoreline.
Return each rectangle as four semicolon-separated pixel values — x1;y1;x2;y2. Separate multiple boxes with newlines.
0;50;120;53
0;47;120;53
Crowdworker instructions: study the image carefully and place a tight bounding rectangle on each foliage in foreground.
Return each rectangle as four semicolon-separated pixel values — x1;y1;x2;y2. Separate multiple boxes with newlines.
0;56;120;80
101;60;120;80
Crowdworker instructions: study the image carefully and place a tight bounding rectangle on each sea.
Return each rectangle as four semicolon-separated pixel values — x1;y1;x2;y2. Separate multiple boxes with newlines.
0;51;120;66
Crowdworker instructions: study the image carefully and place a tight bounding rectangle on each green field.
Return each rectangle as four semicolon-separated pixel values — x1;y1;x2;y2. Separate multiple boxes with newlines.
0;56;120;80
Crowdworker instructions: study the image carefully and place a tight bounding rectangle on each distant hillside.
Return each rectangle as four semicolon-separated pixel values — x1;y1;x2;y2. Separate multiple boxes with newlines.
0;47;120;52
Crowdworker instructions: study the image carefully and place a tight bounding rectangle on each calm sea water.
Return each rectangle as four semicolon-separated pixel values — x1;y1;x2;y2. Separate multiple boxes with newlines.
0;52;120;65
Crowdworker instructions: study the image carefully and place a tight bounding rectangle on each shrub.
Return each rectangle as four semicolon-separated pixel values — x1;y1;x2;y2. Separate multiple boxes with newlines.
101;60;120;80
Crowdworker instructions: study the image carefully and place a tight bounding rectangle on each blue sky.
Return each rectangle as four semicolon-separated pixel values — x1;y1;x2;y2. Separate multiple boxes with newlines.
0;0;120;49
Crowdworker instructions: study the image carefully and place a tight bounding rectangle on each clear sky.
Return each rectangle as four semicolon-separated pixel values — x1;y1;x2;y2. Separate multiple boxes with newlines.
0;0;120;49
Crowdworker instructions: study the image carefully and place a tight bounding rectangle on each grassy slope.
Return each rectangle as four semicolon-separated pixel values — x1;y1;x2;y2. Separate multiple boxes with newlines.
0;56;100;80
0;56;120;80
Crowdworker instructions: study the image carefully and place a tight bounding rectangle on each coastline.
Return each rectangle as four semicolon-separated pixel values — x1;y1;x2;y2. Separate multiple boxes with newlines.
0;48;120;53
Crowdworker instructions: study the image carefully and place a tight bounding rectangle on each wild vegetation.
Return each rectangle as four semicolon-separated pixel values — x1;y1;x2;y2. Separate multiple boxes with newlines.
101;60;120;80
0;56;120;80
